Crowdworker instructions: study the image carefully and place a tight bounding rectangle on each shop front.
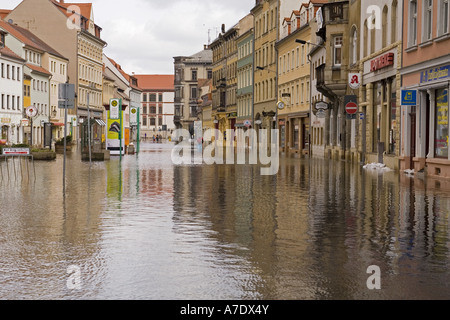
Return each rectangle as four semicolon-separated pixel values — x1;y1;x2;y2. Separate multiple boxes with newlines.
362;49;401;170
400;63;450;178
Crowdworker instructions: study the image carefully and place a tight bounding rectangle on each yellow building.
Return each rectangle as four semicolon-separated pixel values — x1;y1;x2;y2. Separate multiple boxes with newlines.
251;0;278;130
276;3;313;156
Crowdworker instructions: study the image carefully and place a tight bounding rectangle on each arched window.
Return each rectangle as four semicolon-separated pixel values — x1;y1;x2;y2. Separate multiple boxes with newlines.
382;6;388;47
350;26;358;64
391;0;398;43
364;19;368;57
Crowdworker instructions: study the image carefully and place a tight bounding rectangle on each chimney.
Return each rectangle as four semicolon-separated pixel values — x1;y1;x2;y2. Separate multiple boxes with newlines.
60;0;65;3
221;24;225;34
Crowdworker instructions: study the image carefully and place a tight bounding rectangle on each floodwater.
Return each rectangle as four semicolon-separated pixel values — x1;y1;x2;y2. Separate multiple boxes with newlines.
1;142;450;300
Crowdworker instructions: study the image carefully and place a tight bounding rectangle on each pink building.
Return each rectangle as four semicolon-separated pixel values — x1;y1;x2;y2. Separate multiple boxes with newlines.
400;0;450;178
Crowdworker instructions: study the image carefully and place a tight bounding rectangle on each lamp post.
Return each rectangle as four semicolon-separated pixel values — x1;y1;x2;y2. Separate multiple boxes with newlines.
295;39;326;48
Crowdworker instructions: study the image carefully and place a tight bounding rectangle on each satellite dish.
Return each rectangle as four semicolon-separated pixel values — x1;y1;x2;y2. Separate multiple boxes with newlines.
7;19;13;24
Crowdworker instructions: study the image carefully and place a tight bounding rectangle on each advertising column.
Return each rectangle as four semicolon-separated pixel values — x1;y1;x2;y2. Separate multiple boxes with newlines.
107;98;124;156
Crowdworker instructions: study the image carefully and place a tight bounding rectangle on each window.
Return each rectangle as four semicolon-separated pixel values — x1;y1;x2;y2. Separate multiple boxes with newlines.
382;6;388;47
143;93;147;102
423;0;433;41
149;94;156;102
150;106;156;114
143;116;147;126
191;87;197;99
438;0;450;36
191;70;197;81
1;63;3;78
435;88;449;158
333;36;343;66
150;118;156;126
391;0;398;43
351;27;358;64
409;0;418;46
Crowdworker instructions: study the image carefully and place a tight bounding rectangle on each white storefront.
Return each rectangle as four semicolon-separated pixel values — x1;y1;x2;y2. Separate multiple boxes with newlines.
0;45;24;145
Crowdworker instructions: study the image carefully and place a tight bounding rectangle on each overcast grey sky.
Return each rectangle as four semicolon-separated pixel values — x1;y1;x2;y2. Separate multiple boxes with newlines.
0;0;255;75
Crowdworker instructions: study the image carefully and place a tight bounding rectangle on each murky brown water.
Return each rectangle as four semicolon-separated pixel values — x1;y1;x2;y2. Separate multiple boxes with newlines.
1;142;450;300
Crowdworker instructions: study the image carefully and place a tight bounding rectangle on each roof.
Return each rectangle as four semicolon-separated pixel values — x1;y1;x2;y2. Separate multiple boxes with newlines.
50;0;92;20
0;20;66;59
0;9;11;20
26;63;52;77
133;75;174;91
189;48;212;63
0;44;25;62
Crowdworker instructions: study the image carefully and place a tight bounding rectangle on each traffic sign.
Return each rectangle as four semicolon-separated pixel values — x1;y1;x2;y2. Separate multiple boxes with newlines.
346;102;358;114
344;95;358;115
58;83;75;109
26;106;37;118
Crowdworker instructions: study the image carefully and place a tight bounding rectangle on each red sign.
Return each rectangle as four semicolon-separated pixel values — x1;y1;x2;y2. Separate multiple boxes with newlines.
345;102;358;115
370;52;394;72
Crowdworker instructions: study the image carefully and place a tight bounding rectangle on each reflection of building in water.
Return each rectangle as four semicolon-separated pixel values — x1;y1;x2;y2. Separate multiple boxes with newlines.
0;156;107;299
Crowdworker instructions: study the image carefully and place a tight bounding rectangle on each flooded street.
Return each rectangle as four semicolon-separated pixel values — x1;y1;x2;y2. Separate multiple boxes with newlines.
1;142;450;300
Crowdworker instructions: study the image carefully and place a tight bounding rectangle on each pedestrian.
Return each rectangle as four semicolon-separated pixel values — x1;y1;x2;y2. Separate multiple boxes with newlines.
145;133;147;141
156;135;159;143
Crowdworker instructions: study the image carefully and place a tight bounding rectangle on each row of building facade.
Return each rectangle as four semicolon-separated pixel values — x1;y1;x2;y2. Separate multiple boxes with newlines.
0;0;175;151
175;0;450;178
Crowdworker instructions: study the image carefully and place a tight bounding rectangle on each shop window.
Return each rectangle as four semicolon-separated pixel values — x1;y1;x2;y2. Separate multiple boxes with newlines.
435;88;448;158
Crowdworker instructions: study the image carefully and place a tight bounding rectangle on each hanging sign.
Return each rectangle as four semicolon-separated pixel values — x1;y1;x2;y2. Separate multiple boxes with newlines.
110;99;120;120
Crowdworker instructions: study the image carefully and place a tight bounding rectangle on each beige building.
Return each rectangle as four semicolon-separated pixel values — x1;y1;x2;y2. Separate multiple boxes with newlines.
211;14;253;144
173;46;212;135
6;0;107;141
276;3;315;156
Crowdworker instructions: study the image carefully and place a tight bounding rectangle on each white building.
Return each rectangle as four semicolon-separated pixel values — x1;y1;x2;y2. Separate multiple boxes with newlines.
0;30;25;145
0;20;54;147
134;75;175;140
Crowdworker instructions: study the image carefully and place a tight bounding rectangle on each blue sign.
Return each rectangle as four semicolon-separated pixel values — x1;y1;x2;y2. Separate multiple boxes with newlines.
401;90;417;106
420;65;450;84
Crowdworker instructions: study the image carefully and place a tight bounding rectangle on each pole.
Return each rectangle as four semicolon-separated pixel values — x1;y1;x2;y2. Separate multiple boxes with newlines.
119;98;122;162
137;107;140;154
87;91;92;163
63;84;67;194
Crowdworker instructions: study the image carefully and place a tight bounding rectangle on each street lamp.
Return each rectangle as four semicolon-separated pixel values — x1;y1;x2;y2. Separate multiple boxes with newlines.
295;39;326;48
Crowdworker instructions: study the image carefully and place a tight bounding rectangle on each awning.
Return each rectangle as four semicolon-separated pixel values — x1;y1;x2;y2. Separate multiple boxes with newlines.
51;122;65;127
95;119;106;126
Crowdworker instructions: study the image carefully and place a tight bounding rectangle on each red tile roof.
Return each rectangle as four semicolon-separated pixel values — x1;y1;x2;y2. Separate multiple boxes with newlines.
0;44;24;62
0;20;66;60
134;75;174;91
0;9;11;20
50;0;92;20
26;63;52;77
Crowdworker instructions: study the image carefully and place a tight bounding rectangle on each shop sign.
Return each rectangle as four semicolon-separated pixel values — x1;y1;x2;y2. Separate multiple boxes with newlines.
370;53;394;72
315;101;329;110
348;73;361;89
401;90;417;106
420;65;450;84
1;118;11;124
2;148;30;155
